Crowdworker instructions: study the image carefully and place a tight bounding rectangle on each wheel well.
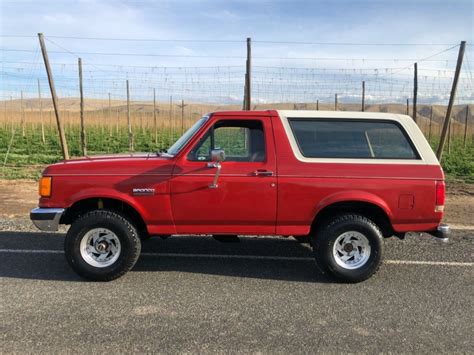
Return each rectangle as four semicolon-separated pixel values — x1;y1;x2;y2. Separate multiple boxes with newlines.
311;201;394;238
60;198;147;232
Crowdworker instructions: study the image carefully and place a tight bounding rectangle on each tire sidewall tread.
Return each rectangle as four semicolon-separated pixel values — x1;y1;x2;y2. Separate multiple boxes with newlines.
64;209;141;281
312;214;384;283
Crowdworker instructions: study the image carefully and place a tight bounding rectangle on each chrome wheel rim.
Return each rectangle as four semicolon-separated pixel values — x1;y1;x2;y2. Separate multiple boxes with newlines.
333;231;371;270
80;228;121;268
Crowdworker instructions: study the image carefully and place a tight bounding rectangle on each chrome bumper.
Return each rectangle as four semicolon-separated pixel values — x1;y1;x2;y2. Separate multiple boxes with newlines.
30;208;65;231
431;223;450;243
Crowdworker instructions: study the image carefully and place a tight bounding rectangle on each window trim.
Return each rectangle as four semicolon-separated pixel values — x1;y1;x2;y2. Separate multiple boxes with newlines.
287;117;421;161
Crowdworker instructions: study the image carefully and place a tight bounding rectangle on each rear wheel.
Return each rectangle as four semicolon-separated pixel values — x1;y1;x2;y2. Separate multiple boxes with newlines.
64;210;141;281
312;214;383;283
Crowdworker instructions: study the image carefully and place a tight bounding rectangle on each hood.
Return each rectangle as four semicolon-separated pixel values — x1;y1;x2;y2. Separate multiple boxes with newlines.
65;152;162;162
43;152;175;176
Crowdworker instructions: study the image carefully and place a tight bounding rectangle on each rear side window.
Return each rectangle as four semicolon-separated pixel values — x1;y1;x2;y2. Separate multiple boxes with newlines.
288;119;419;159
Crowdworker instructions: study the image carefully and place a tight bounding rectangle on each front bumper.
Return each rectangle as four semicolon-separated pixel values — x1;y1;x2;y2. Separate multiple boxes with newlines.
30;208;65;231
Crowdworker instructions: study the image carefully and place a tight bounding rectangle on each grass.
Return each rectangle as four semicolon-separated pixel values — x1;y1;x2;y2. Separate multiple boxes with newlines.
0;124;181;179
1;123;473;182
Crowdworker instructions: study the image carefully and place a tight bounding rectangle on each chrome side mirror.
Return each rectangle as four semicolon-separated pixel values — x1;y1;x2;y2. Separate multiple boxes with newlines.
207;149;225;188
211;149;225;162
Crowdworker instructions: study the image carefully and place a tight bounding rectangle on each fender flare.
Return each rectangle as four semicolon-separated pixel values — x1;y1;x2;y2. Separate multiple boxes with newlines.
65;187;149;222
312;190;394;222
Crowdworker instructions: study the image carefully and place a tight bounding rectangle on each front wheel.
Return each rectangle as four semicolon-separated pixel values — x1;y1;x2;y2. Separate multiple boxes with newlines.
64;210;141;281
312;214;384;283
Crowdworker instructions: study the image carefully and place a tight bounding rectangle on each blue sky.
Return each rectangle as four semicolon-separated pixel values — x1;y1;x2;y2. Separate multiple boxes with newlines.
1;0;473;104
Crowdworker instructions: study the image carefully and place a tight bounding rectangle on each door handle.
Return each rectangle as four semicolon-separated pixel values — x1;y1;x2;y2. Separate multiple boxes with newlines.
253;169;273;177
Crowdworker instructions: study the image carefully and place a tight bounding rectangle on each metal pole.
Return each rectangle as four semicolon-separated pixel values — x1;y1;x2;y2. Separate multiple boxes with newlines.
335;93;338;111
126;80;133;151
78;58;87;156
413;62;418;123
436;41;466;160
38;33;69;160
316;100;319;111
361;81;365;112
406;99;409;115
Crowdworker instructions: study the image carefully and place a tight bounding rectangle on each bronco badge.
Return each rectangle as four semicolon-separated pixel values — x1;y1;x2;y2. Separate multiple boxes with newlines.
132;188;155;196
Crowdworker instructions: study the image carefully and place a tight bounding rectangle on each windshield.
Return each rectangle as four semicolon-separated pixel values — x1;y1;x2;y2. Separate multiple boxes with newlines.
166;115;209;156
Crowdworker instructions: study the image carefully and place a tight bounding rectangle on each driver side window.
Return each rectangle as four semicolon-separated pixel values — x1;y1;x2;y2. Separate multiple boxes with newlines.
188;120;266;162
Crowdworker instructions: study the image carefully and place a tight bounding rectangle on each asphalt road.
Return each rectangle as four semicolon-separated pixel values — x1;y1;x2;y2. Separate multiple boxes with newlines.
1;229;473;353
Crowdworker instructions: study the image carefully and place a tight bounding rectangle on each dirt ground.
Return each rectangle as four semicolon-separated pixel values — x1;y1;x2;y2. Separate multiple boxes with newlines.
0;179;472;228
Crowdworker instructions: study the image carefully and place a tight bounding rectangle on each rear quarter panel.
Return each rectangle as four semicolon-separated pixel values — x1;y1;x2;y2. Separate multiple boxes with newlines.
271;111;444;235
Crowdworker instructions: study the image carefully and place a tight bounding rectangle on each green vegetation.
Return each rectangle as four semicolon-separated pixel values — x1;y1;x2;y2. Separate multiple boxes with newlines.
0;124;180;179
429;138;474;183
1;124;473;182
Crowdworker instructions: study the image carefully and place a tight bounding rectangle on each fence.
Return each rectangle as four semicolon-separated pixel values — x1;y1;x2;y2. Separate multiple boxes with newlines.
0;34;473;172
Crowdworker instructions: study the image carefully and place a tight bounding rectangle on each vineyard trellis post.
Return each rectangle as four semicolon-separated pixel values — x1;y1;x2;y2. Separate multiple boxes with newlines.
335;93;338;111
463;106;469;148
108;93;112;137
153;88;157;144
244;37;252;111
169;95;173;145
37;79;45;144
78;58;87;156
242;80;247;110
10;96;14;134
428;105;433;142
436;41;466;161
20;91;25;138
38;33;69;160
447;119;452;154
316;100;319;111
177;99;187;134
406;99;409;115
2;99;6;131
413;62;418;123
126;80;133;151
361;81;365;112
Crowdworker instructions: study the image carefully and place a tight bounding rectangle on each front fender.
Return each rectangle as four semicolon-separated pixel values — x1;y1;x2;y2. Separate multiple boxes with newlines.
65;187;150;222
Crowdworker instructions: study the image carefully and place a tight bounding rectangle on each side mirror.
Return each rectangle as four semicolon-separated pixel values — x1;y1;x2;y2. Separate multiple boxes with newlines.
210;149;226;162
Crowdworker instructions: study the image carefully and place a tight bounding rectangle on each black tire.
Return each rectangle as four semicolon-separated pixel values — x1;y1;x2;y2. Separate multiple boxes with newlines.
312;214;384;283
139;231;152;241
64;209;141;281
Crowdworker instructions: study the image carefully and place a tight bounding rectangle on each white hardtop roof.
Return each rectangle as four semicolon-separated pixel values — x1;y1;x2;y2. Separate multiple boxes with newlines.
276;110;439;165
277;110;410;123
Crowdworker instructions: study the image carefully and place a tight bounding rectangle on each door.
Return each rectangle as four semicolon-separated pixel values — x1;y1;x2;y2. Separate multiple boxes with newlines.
170;116;277;234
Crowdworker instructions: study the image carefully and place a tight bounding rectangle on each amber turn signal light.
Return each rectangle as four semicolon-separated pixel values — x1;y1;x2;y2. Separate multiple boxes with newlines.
39;176;52;197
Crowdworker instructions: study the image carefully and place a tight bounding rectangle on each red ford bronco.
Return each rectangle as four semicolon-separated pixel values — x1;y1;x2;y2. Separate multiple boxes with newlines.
31;110;449;282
